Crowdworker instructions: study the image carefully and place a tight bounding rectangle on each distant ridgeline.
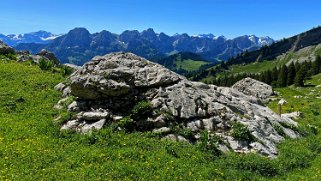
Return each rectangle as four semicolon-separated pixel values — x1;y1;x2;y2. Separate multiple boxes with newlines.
12;28;273;65
188;26;321;88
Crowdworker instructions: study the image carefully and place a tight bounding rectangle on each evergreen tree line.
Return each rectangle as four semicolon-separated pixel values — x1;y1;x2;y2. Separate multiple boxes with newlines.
206;55;321;87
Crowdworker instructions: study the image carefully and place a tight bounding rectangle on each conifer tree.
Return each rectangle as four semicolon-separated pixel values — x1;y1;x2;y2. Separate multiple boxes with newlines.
305;61;313;78
259;72;265;82
265;70;272;85
294;66;305;87
312;55;321;74
220;61;228;70
277;65;288;87
272;66;278;82
287;62;296;86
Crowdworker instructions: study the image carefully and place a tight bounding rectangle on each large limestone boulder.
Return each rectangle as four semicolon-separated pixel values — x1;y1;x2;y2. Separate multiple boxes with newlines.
232;77;273;102
57;52;299;157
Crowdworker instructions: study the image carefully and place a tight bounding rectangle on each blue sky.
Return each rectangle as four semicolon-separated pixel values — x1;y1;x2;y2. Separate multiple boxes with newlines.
0;0;320;39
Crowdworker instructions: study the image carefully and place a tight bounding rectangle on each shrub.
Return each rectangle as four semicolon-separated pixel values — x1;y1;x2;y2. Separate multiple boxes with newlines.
198;131;222;157
113;101;153;132
39;59;54;71
279;121;301;133
165;142;179;158
307;124;318;135
231;122;254;142
3;100;17;112
178;128;194;140
131;100;153;120
224;153;280;177
56;65;75;76
272;123;286;137
5;53;17;61
118;116;136;132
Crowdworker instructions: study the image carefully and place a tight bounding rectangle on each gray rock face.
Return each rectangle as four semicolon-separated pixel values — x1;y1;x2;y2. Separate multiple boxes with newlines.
57;52;299;157
232;77;273;102
69;53;182;99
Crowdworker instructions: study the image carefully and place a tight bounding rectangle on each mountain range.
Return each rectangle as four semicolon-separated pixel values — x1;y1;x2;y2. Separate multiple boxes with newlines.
0;31;61;47
5;28;274;65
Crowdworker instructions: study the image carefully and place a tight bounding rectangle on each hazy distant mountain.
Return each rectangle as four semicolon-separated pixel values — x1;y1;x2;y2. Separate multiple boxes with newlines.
0;31;61;46
13;28;274;65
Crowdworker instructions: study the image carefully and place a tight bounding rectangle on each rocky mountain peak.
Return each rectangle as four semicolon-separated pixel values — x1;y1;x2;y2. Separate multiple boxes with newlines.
91;30;117;47
141;28;158;41
56;52;299;157
58;28;91;47
119;30;141;41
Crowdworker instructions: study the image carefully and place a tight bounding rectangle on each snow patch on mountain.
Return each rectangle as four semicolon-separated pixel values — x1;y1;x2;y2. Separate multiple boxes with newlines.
258;36;274;46
41;34;62;41
192;34;226;40
247;35;274;46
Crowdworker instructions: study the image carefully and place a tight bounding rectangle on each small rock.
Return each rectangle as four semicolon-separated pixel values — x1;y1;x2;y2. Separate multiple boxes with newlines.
68;101;79;112
81;111;109;121
62;87;71;97
81;119;106;133
54;83;66;92
61;120;80;130
54;97;69;110
153;127;171;134
177;135;190;143
113;116;123;121
163;134;177;141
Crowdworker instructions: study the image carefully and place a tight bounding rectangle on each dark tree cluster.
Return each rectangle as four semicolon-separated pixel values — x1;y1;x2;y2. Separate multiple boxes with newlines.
206;55;321;87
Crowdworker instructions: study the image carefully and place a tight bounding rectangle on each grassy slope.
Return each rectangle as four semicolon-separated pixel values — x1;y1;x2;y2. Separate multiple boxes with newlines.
267;73;321;180
175;59;209;72
229;59;287;74
230;44;321;74
202;44;321;82
0;61;320;180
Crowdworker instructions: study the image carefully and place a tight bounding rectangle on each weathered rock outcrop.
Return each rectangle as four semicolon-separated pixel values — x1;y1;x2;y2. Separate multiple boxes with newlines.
0;41;15;55
36;49;60;64
56;52;299;157
232;77;273;102
0;41;59;66
17;49;60;65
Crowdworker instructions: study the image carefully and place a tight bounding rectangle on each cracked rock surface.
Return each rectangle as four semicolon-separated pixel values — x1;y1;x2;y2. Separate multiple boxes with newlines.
56;52;299;157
